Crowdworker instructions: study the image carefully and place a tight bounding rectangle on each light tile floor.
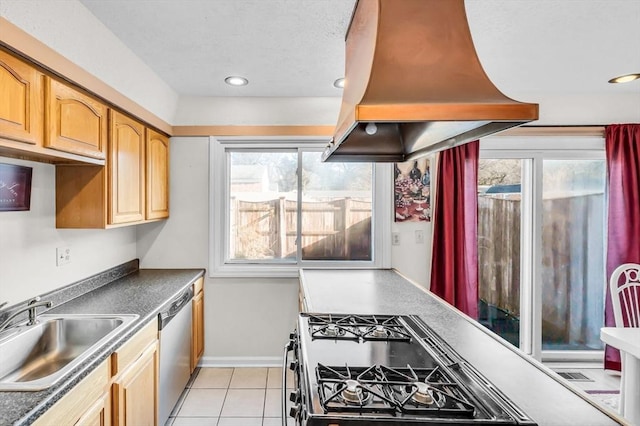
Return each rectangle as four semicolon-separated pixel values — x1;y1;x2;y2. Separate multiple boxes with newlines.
166;367;295;426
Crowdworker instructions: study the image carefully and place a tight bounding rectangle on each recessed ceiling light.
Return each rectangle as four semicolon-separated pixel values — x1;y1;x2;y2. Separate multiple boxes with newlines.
225;76;249;86
608;73;640;84
333;78;345;89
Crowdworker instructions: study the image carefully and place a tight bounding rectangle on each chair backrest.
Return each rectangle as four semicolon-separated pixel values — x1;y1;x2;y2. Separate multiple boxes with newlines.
609;263;640;327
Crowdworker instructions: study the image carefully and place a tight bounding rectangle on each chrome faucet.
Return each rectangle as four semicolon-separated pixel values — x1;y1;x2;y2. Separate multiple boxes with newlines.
0;297;53;332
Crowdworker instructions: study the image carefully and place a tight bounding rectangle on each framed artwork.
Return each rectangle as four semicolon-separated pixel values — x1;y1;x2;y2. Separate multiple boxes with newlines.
394;158;431;222
0;163;33;212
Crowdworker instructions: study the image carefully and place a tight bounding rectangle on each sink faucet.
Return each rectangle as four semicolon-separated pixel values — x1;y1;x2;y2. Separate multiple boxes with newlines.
0;297;53;332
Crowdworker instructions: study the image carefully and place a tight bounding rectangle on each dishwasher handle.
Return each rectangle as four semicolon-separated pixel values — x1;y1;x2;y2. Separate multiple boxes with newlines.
158;287;193;330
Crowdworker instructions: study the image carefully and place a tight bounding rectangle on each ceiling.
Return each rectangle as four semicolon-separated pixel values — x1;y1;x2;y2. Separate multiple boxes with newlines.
79;0;640;99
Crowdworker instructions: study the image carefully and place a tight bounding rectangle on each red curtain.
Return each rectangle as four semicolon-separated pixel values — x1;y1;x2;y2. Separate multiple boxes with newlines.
430;141;479;319
604;124;640;371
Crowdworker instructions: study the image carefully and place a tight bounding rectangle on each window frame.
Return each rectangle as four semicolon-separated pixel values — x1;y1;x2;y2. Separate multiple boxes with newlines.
210;136;392;277
480;135;606;362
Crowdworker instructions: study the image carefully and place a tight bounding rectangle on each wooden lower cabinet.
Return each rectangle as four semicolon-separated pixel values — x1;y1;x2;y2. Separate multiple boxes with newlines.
32;359;110;426
112;341;159;426
33;320;159;426
191;277;205;373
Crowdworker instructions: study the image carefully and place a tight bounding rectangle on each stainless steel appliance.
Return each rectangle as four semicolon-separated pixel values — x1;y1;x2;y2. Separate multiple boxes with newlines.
284;313;537;425
158;287;193;425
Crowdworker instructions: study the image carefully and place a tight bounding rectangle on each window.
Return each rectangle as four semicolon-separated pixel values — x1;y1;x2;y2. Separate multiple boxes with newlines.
478;136;606;361
211;137;392;276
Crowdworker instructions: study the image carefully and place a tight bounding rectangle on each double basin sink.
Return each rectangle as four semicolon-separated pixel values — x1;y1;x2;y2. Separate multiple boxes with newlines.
0;314;138;391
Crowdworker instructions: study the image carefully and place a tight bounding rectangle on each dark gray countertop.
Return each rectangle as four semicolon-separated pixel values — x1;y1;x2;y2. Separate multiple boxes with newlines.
0;264;204;426
299;269;626;426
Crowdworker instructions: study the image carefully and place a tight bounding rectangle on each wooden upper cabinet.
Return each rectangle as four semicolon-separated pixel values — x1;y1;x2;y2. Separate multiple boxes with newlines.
44;77;107;159
109;110;145;224
146;129;170;220
0;49;43;145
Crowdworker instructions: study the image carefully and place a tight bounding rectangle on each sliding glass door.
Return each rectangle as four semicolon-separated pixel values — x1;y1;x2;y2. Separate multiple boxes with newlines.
541;159;605;351
477;137;606;360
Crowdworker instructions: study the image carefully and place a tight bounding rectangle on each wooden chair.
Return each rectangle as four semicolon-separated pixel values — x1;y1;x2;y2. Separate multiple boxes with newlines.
609;263;640;328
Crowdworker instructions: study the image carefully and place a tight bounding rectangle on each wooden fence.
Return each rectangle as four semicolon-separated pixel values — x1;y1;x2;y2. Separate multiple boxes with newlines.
478;192;605;349
230;197;372;260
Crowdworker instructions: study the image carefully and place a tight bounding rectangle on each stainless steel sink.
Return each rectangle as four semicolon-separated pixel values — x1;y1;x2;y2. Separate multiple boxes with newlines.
0;314;138;391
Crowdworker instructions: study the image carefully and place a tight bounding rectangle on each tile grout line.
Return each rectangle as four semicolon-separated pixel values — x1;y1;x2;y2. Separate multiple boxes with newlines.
215;367;235;425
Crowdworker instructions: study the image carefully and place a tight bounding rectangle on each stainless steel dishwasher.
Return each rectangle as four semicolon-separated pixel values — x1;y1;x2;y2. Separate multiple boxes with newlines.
158;286;193;426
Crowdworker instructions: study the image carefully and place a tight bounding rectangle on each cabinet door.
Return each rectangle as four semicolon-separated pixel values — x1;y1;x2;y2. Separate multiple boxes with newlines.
113;342;158;426
109;110;145;224
0;50;42;145
146;128;170;219
191;287;205;373
44;77;107;159
74;392;110;426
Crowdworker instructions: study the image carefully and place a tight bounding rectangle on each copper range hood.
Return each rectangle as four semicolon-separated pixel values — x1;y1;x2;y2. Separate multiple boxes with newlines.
322;0;539;162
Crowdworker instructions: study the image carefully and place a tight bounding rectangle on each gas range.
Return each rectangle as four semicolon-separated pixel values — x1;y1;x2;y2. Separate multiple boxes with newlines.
284;313;536;425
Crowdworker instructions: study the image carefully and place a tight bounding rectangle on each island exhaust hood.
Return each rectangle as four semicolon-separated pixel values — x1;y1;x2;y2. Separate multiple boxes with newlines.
322;0;539;163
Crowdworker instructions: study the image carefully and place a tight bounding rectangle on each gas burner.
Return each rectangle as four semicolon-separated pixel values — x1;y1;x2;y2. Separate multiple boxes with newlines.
338;379;372;405
410;382;443;407
321;323;345;337
370;325;389;338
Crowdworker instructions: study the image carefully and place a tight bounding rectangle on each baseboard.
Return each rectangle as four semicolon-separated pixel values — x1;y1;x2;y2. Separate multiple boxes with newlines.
199;356;282;368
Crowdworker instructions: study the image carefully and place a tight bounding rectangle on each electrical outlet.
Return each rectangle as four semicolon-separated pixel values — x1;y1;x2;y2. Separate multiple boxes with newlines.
56;246;71;266
392;232;401;245
415;230;425;244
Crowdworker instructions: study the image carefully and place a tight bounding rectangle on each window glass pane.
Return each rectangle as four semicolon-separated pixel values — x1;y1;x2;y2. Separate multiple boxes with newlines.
301;152;373;261
477;159;522;347
541;160;605;350
228;151;297;261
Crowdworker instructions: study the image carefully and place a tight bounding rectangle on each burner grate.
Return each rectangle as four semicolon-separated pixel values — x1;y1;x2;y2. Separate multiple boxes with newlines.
316;364;476;418
308;314;412;342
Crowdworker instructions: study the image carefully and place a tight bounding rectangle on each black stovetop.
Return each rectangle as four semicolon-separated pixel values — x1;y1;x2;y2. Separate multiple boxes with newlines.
294;313;536;425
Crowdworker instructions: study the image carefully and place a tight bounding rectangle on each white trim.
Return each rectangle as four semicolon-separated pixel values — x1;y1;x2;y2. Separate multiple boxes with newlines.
542;350;605;363
531;156;544;361
520;159;535;356
209;136;392;277
199;356;282;368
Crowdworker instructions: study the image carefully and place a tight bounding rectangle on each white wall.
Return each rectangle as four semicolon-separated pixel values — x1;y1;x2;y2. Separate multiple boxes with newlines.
0;0;178;124
137;137;299;364
0;157;137;306
391;221;432;288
